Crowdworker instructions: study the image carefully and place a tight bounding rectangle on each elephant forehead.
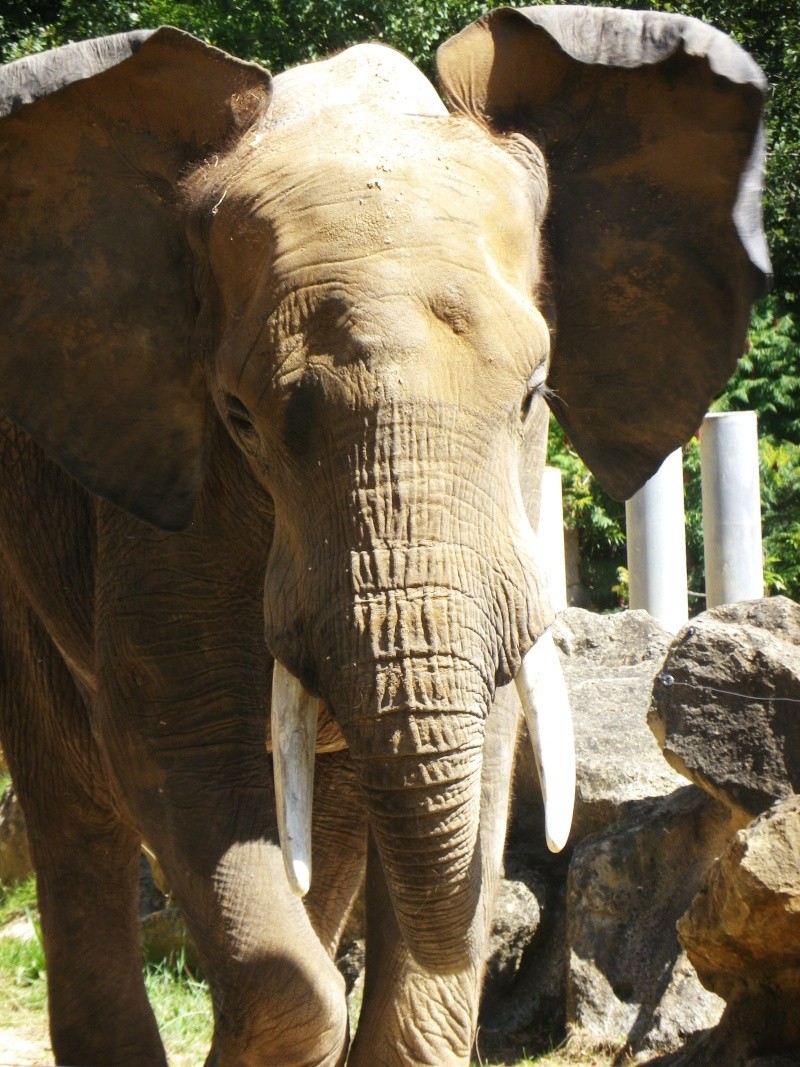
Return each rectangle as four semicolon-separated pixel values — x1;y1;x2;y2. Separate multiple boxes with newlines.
266;43;447;130
224;115;539;288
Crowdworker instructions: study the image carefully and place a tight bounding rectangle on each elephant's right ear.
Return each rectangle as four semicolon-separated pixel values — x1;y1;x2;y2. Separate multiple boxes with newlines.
438;7;770;502
0;29;271;529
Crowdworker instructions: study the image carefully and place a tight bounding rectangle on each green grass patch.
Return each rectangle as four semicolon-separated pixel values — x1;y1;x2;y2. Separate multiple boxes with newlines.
0;895;49;1034
145;952;213;1061
0;872;39;925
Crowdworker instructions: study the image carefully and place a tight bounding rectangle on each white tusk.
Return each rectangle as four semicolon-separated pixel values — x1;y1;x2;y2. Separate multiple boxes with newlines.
271;661;320;897
515;629;575;853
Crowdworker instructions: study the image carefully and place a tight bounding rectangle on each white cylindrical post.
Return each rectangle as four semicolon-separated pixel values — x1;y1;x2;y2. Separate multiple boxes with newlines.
537;466;567;612
625;448;689;634
700;411;763;608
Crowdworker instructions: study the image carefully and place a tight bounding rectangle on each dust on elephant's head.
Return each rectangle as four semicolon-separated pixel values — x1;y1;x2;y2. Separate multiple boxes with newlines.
0;7;769;971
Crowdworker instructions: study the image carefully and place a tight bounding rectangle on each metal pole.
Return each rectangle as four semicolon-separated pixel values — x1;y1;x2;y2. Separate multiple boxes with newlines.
625;448;689;633
701;411;763;608
537;466;568;612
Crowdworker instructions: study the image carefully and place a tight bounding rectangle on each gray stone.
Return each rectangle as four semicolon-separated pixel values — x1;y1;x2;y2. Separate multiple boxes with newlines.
677;794;800;1061
336;935;365;997
140;905;199;970
138;854;167;919
649;597;800;819
477;857;566;1061
512;607;684;846
484;873;542;994
566;785;743;1057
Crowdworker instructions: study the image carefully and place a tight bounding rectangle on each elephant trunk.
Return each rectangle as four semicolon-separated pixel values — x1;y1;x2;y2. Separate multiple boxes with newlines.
325;585;497;974
348;702;485;973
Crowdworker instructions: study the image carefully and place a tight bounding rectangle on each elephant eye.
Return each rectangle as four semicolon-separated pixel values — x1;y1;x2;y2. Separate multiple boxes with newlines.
224;394;258;443
521;366;550;422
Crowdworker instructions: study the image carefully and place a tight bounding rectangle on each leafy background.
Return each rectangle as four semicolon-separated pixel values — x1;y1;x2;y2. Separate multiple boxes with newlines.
1;0;798;608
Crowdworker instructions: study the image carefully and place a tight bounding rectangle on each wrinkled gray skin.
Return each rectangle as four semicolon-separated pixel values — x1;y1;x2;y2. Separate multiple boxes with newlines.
0;9;767;1067
0;42;550;1067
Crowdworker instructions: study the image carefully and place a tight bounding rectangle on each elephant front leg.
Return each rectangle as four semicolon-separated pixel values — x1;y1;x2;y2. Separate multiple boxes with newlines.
202;751;367;1067
121;766;353;1067
199;838;351;1067
0;593;165;1067
99;732;357;1066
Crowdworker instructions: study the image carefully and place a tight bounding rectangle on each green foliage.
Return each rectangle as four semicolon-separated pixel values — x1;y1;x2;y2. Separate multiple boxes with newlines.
0;0;489;72
701;297;800;602
0;877;48;1022
546;294;800;609
145;950;213;1056
683;433;800;607
713;299;800;442
754;438;800;597
0;876;213;1061
547;419;627;612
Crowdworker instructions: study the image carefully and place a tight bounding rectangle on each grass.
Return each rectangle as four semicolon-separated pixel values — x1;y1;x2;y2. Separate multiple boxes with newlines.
144;953;213;1062
473;1052;624;1067
0;873;39;926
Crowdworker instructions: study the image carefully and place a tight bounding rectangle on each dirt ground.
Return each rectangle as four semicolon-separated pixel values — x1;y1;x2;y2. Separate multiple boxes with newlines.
0;1026;52;1067
0;1029;197;1067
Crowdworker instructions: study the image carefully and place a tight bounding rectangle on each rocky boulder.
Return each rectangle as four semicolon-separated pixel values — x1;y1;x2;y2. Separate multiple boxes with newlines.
649;597;800;819
673;794;800;1065
567;785;740;1059
502;608;735;1059
511;607;685;846
476;855;565;1060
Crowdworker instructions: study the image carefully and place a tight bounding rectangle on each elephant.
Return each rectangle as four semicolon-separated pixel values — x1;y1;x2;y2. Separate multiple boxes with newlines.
0;6;768;1066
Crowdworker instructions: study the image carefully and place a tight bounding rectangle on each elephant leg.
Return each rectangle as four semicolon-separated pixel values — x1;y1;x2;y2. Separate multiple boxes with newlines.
137;789;351;1067
348;688;520;1067
94;705;357;1065
0;592;165;1066
199;751;366;1066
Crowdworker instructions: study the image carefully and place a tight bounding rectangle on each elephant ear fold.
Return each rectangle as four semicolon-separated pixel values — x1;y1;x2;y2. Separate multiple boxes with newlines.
0;29;271;529
438;6;770;501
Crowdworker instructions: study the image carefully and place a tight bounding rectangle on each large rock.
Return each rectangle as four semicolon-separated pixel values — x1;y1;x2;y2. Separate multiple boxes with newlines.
484;871;543;994
649;597;800;819
140;906;200;971
511;608;684;847
674;794;800;1064
477;856;566;1060
566;785;743;1058
503;608;727;1059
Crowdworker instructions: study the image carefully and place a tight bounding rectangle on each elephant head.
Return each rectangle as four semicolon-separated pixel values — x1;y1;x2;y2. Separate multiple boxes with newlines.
0;9;767;974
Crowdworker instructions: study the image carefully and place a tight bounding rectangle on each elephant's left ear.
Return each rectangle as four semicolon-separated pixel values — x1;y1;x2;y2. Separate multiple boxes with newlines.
0;29;271;529
438;6;770;500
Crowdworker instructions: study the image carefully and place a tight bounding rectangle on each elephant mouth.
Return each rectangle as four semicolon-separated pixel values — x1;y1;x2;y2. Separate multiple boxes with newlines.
269;631;574;901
